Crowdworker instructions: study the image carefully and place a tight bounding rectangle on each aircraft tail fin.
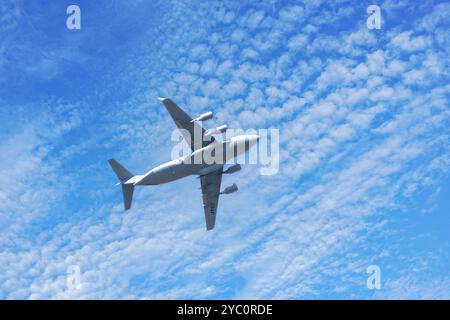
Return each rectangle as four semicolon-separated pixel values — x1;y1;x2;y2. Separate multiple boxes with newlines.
108;158;135;210
108;158;134;182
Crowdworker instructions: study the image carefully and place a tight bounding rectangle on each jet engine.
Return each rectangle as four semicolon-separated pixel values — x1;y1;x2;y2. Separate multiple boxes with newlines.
204;125;227;138
191;111;213;122
220;183;238;194
223;164;241;174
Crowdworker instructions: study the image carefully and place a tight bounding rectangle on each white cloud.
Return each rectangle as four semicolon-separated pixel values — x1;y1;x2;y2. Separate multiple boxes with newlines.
222;79;246;98
287;33;308;51
245;10;266;29
279;5;304;22
202;78;222;96
389;31;432;53
199;59;217;75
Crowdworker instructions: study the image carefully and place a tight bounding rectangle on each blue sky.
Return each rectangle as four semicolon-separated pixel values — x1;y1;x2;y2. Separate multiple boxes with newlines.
0;0;449;299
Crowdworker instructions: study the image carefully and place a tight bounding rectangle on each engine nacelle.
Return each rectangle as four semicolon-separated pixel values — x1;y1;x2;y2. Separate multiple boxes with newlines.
220;183;238;195
191;111;213;122
204;125;227;138
223;164;241;174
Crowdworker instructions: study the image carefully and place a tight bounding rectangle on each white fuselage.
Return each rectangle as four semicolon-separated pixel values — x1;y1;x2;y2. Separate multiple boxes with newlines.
129;134;259;186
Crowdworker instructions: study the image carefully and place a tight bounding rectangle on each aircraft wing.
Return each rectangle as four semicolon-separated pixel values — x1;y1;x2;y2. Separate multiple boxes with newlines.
159;98;214;151
200;166;223;230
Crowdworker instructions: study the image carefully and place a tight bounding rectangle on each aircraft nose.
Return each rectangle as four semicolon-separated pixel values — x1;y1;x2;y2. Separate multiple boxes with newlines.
248;134;259;143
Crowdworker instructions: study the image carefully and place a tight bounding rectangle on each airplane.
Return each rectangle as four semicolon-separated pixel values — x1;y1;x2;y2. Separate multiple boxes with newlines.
108;98;259;230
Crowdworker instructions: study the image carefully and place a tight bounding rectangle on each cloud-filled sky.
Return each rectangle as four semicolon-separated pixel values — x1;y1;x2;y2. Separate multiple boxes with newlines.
0;0;449;299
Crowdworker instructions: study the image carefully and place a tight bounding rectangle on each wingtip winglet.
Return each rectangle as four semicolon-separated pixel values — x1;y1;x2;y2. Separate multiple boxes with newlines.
157;97;168;102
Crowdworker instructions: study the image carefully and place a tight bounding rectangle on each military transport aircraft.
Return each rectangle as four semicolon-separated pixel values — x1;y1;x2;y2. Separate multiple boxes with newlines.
108;98;259;230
